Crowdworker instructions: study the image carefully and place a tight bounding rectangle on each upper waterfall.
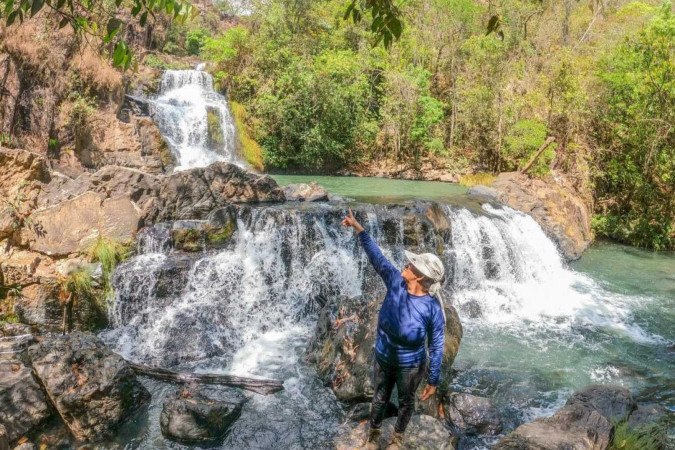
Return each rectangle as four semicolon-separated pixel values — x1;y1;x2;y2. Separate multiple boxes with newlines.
152;66;241;171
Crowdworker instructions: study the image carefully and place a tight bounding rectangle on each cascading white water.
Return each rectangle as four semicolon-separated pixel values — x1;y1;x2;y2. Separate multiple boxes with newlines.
104;207;366;372
446;204;659;344
152;67;240;171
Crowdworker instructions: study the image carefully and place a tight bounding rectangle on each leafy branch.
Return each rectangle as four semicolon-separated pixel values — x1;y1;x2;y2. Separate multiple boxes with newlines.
344;0;403;48
0;0;196;69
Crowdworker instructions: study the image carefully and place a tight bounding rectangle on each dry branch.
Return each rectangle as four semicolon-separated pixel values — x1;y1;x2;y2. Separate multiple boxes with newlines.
127;361;284;395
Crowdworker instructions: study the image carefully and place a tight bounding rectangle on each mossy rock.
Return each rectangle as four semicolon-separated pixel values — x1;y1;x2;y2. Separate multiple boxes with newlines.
171;218;236;252
205;222;235;247
172;228;205;252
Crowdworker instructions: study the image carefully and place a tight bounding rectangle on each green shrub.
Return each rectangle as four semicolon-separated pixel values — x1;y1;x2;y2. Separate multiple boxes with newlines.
594;4;675;250
186;28;209;55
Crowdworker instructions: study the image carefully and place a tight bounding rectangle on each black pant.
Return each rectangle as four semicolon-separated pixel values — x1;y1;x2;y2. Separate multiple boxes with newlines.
369;357;426;434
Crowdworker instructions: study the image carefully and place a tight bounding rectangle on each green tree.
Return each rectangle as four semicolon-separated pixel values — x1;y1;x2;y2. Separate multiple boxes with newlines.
593;2;675;250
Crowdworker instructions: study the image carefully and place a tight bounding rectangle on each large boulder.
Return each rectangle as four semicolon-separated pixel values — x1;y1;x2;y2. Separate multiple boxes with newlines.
37;165;160;219
443;392;502;436
0;336;52;445
24;191;141;256
27;332;150;442
565;384;635;424
307;294;462;402
160;388;247;445
12;281;63;331
495;385;636;450
283;182;329;202
479;172;592;260
334;414;456;450
152;162;285;221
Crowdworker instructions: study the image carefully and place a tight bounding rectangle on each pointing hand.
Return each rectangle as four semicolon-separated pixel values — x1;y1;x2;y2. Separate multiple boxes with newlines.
341;208;364;233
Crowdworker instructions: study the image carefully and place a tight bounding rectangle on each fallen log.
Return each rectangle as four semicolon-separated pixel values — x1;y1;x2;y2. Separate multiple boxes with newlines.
127;361;284;395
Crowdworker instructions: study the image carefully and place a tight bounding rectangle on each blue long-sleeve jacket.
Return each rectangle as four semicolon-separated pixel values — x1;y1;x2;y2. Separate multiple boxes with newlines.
359;231;445;385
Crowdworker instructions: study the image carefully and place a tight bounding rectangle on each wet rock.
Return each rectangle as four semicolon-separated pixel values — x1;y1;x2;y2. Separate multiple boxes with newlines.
171;221;209;252
27;332;150;442
443;392;502;436
627;403;668;429
487;172;592;260
152;254;195;299
12;443;35;450
495;384;636;450
136;223;172;253
283;182;329;202
0;357;52;444
308;294;462;402
160;388;247;445
566;384;635;424
467;185;499;201
25;191;141;256
335;414;456;450
152;162;285;221
170;217;236;252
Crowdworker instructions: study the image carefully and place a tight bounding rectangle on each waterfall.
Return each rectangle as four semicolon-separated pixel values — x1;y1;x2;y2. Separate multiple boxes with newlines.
102;203;658;372
97;200;671;448
152;67;240;171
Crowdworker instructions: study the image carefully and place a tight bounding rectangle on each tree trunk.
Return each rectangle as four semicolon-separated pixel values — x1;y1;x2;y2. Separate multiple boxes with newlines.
126;361;284;395
520;136;556;175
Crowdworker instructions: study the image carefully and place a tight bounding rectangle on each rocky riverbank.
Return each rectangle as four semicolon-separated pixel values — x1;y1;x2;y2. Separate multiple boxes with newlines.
0;147;284;334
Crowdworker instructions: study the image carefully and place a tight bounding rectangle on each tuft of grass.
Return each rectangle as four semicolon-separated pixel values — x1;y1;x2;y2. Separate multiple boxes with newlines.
610;422;666;450
459;172;496;187
230;101;264;171
89;237;132;277
89;237;133;304
66;268;94;298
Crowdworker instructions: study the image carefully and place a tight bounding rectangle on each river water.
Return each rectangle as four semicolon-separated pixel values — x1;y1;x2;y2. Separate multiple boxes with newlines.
98;175;674;449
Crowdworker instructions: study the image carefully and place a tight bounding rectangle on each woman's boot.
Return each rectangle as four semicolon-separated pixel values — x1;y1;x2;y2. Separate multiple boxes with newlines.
385;431;404;450
364;427;381;450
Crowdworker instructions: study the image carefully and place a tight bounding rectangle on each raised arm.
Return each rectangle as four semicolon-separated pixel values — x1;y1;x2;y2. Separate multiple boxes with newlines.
342;208;399;287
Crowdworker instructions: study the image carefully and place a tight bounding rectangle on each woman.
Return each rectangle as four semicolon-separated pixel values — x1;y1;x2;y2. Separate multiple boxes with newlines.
342;208;446;450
